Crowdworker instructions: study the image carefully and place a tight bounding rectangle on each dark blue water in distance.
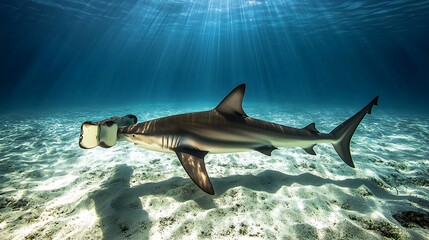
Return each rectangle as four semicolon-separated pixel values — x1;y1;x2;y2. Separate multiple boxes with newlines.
0;0;428;113
2;1;429;239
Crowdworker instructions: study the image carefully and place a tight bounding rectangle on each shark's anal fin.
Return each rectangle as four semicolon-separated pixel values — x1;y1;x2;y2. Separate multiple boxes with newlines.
175;148;214;195
303;144;317;155
215;84;248;118
254;146;278;156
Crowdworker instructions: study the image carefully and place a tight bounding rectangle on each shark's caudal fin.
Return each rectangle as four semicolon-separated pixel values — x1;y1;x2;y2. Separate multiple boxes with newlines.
330;96;379;168
79;114;137;149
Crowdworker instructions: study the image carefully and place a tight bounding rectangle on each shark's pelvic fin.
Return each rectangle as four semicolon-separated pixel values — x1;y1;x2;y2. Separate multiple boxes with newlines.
175;148;214;195
215;84;248;118
330;96;379;168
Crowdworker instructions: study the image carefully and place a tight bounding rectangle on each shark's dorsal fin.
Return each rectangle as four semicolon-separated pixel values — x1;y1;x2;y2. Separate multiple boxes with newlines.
175;148;214;195
215;84;248;117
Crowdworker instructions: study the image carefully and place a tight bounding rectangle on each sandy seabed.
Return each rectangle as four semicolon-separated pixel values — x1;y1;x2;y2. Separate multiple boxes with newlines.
1;104;428;239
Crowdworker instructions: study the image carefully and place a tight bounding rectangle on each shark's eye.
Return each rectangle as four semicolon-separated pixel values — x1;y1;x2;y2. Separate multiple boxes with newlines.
133;134;136;138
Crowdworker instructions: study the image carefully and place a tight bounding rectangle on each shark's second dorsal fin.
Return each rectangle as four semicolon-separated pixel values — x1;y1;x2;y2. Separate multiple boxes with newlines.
304;123;320;135
215;84;248;118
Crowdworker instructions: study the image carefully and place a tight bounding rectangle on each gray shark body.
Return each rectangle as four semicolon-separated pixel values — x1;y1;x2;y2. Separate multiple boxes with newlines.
80;84;378;194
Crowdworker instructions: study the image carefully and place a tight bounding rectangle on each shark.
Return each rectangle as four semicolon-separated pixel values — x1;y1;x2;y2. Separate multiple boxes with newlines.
79;84;378;195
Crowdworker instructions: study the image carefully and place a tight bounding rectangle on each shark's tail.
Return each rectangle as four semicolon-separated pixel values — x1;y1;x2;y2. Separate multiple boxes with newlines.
330;96;379;168
79;114;137;149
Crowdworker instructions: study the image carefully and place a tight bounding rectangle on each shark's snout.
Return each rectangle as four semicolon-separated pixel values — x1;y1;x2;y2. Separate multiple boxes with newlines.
79;114;138;149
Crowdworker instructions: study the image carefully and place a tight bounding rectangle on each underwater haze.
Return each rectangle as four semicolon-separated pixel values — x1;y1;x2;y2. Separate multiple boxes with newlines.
1;0;429;112
1;1;429;240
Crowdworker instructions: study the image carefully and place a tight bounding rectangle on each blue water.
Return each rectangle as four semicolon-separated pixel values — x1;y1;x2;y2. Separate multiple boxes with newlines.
1;1;429;239
1;0;428;113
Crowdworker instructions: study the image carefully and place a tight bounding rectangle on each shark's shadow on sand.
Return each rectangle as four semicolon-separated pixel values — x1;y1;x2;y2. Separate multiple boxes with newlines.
90;164;151;239
91;164;429;238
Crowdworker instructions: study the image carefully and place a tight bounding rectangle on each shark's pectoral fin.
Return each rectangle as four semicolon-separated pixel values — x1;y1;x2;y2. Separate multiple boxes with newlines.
175;148;214;195
303;144;317;155
254;146;278;156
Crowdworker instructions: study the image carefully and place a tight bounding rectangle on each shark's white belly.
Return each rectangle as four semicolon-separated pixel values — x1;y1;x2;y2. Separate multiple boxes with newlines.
120;128;333;154
121;133;254;154
121;134;176;153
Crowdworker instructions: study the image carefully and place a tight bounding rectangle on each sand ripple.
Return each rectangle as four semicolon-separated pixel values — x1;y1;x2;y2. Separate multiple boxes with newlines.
0;105;428;239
